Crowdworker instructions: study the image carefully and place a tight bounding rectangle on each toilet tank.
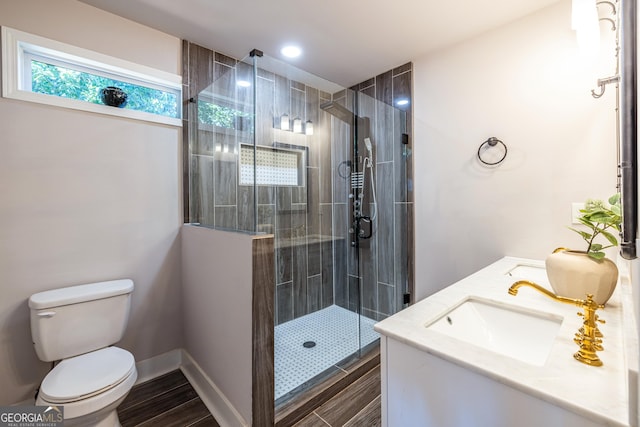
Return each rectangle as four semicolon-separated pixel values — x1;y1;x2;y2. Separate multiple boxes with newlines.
29;279;134;362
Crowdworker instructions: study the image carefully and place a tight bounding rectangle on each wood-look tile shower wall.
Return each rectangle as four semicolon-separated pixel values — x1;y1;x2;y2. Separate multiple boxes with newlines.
183;41;413;325
182;43;254;231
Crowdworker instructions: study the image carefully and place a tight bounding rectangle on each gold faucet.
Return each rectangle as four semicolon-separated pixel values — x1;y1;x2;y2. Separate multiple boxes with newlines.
508;280;605;367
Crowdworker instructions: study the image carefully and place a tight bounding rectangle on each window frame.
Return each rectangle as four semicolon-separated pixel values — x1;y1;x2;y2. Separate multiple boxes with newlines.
1;26;182;126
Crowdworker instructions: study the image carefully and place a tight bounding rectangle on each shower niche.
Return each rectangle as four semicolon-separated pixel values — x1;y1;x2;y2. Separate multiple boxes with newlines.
183;41;413;419
239;143;307;187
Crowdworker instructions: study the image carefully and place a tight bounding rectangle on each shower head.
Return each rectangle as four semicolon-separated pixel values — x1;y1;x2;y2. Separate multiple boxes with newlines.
320;101;354;126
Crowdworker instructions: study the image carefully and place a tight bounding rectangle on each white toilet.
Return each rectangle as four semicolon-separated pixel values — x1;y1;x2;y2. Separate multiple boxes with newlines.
29;279;138;427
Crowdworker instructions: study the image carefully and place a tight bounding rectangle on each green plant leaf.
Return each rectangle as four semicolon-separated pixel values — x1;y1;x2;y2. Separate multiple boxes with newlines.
588;251;606;260
568;227;593;241
609;193;621;205
591;243;603;251
587;212;613;223
600;229;619;246
577;217;596;229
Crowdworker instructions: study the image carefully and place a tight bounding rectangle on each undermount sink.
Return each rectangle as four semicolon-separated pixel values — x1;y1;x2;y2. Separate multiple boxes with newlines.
425;297;562;366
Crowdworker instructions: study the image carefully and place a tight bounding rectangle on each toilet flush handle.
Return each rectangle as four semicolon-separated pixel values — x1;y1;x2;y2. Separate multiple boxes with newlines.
37;311;56;318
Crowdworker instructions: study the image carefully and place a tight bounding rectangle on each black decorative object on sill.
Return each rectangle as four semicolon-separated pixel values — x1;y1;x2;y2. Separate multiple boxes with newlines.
100;86;128;108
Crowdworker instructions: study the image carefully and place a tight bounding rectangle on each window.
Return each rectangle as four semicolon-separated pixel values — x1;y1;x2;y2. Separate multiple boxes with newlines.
1;26;181;126
30;60;179;118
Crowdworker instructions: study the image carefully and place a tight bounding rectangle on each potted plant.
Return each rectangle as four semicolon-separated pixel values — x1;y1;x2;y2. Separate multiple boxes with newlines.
545;194;621;305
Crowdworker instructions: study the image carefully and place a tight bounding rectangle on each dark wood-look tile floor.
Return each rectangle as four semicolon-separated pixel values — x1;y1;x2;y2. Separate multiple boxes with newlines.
118;365;381;427
293;365;381;427
118;370;220;427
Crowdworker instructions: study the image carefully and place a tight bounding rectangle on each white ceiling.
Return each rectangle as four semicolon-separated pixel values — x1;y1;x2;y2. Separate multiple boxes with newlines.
80;0;561;87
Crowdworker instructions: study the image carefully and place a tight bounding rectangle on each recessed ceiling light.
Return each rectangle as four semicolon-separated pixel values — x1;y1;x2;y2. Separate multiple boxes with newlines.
237;80;251;88
281;45;302;58
396;98;410;106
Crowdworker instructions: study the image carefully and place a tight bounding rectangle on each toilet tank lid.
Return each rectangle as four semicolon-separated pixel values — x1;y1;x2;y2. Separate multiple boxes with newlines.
29;279;134;310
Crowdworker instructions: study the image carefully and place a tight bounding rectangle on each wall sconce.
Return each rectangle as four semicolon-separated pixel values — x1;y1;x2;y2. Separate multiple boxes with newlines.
280;113;290;131
276;114;313;136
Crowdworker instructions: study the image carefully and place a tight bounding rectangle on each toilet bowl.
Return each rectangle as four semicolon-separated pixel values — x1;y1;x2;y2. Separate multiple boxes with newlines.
36;347;137;426
29;280;137;427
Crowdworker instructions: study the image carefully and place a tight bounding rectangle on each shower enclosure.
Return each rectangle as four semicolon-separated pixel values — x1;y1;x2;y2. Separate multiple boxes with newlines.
185;45;413;406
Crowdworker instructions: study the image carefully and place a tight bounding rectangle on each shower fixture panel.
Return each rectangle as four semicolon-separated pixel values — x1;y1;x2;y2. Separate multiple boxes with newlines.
321;100;375;244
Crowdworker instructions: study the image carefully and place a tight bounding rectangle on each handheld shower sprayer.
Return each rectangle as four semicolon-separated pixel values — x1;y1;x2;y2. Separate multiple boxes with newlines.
364;137;373;155
362;138;377;221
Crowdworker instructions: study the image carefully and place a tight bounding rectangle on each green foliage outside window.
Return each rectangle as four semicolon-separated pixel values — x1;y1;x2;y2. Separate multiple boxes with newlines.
30;59;252;128
31;60;179;118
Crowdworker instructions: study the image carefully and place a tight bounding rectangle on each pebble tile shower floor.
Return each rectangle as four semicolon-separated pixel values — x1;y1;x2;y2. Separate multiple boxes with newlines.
275;304;379;400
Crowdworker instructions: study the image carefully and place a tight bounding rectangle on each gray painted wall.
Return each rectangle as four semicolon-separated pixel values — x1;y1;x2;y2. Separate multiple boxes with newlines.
0;0;183;405
413;0;618;299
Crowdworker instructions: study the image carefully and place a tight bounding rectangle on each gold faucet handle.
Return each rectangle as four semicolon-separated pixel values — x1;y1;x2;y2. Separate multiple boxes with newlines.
583;294;604;309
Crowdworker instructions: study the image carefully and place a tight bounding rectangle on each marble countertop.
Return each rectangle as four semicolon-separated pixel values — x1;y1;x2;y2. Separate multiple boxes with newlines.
374;256;636;426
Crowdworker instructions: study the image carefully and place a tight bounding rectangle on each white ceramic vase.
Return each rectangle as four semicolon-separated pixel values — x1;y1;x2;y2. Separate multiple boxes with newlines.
545;250;618;305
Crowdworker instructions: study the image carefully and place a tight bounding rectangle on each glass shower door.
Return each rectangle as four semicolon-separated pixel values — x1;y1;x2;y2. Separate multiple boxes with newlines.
246;54;366;403
248;53;411;403
338;89;411;356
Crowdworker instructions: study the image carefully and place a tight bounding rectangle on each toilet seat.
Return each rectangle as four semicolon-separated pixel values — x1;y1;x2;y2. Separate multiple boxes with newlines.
40;347;135;403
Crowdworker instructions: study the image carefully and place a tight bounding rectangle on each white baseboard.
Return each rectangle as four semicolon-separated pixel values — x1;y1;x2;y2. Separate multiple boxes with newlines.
134;348;182;385
180;350;248;427
132;348;248;426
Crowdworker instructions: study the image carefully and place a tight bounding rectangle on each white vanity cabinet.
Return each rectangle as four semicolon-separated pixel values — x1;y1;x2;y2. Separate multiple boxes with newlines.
375;257;634;427
381;337;604;427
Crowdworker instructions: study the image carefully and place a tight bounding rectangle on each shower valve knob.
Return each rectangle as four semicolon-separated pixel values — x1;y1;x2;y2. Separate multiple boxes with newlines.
348;227;354;234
